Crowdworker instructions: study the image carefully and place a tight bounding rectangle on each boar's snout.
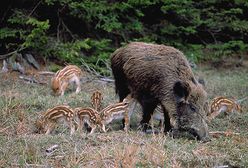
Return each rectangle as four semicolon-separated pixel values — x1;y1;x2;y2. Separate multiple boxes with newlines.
169;124;211;142
188;127;210;142
174;100;211;142
173;80;210;142
201;136;211;143
187;118;210;142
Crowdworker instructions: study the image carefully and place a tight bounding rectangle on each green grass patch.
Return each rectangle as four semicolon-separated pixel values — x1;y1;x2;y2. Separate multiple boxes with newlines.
0;66;247;167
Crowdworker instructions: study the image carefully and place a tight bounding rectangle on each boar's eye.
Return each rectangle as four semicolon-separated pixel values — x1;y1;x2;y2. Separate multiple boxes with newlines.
189;104;197;112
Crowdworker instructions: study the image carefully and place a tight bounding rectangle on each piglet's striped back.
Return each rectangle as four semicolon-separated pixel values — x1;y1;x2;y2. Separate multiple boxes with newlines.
54;65;82;81
51;65;83;96
43;105;74;121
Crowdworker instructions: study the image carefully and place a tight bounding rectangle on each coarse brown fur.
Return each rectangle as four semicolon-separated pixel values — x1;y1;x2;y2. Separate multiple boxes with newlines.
111;42;210;141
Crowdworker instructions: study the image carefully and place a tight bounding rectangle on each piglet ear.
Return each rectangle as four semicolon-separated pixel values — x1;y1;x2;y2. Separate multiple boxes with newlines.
173;81;191;103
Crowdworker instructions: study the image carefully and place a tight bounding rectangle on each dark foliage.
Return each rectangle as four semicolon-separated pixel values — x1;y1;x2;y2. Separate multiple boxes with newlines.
1;0;248;75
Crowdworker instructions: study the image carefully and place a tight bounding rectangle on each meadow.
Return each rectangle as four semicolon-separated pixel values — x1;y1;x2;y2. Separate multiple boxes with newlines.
0;64;247;168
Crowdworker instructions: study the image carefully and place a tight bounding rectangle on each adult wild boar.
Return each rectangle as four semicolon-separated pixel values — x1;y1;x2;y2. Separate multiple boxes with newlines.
111;42;210;141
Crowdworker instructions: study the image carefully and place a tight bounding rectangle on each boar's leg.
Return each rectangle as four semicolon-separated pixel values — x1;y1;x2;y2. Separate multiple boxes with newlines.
118;85;130;102
112;70;130;102
160;106;172;133
140;101;158;132
115;74;131;129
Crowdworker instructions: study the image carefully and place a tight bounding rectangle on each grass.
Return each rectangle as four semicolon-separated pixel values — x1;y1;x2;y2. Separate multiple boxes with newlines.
0;65;248;167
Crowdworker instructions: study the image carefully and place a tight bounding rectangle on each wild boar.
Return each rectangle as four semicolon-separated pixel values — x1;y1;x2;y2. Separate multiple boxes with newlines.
111;42;210;141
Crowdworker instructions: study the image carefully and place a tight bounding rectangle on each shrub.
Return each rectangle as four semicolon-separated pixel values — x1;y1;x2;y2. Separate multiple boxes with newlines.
1;0;248;76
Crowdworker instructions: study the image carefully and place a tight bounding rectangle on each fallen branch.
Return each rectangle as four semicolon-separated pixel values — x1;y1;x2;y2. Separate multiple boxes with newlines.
0;47;26;60
209;131;240;138
80;76;114;84
38;71;55;76
98;77;114;83
19;75;47;84
0;50;18;60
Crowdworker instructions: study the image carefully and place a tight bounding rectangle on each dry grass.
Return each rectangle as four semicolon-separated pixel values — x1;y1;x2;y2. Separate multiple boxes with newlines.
0;65;248;167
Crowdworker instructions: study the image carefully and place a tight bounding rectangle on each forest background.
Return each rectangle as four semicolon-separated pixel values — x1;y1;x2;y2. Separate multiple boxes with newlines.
1;0;248;75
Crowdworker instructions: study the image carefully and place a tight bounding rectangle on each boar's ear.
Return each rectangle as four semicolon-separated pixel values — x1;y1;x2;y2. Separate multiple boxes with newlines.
173;81;191;103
